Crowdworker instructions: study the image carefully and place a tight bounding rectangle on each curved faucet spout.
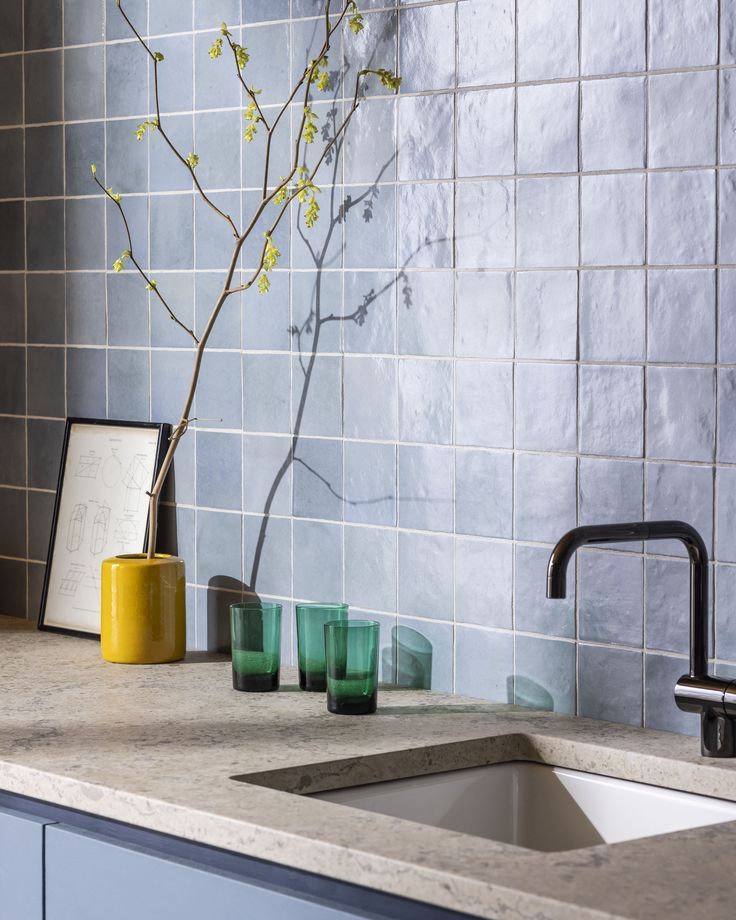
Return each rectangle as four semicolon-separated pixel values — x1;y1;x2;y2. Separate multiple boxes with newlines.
546;520;708;679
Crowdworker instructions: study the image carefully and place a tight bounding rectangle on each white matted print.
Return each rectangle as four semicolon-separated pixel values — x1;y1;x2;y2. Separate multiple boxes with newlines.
39;419;168;637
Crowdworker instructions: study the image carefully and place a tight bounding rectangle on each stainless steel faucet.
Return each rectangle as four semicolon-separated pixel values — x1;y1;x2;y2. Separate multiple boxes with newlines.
546;520;736;758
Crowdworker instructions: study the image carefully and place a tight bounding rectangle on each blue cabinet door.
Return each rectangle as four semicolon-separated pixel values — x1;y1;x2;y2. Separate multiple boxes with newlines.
45;825;370;920
0;804;51;920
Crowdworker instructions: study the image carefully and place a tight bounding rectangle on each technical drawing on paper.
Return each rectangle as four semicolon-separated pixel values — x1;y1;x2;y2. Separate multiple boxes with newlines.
59;564;86;597
122;454;150;513
66;503;87;552
114;517;138;552
90;504;111;555
75;455;101;479
102;454;122;489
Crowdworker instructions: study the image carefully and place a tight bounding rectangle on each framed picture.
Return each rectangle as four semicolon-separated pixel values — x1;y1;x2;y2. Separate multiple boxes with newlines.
38;418;171;639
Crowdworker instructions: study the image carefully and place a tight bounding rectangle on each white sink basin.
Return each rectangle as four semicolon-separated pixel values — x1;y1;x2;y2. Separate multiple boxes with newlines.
313;761;736;852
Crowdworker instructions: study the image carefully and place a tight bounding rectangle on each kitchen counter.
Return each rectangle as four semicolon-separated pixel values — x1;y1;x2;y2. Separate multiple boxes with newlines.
2;614;736;920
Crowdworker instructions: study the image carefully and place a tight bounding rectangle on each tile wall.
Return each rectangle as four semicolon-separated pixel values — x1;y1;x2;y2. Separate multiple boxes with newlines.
2;0;736;735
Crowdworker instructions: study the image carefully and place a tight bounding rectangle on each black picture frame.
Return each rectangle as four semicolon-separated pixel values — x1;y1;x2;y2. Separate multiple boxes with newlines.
37;418;171;640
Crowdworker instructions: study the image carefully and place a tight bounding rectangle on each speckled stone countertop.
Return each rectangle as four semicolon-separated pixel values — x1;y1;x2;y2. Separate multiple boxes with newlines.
3;615;736;920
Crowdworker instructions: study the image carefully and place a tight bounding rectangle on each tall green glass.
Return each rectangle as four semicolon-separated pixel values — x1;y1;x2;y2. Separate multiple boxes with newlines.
296;603;349;691
230;601;282;692
324;619;379;715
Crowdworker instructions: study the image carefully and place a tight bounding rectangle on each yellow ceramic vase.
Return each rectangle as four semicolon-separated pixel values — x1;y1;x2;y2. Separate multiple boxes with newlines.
100;554;186;664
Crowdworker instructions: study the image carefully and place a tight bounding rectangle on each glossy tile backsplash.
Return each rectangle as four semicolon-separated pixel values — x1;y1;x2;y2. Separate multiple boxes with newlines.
1;0;735;736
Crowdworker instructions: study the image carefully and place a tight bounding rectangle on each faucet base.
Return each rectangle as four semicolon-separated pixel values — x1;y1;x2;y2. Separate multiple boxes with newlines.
701;709;736;758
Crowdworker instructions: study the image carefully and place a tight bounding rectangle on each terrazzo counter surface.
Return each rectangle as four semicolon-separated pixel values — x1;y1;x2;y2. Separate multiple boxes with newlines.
3;615;736;919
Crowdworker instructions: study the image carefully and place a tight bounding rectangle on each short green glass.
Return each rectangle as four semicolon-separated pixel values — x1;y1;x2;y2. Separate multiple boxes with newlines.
230;602;282;692
296;603;349;691
324;619;379;715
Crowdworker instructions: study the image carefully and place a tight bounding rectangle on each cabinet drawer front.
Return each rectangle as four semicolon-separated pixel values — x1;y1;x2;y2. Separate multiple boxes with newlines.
46;825;366;920
0;805;49;920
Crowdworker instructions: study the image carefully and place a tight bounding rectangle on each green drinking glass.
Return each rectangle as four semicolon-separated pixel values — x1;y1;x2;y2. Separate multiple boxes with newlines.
230;601;282;692
296;603;349;691
324;619;379;715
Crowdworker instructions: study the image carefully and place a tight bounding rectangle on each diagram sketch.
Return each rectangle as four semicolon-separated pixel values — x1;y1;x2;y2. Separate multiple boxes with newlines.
42;422;162;636
66;503;87;552
122;455;150;513
75;455;101;479
91;504;111;555
102;454;122;488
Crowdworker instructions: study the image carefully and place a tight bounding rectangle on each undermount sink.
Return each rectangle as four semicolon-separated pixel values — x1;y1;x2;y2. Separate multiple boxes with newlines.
312;761;736;852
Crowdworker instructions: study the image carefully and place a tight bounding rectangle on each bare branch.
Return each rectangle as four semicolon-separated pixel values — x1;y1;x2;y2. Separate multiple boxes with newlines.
92;173;200;344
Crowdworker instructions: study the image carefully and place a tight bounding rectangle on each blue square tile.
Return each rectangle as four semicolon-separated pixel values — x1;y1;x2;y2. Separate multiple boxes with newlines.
26;200;64;270
243;0;288;22
399;4;455;93
580;365;643;458
196;431;242;511
718;369;736;463
292;355;341;438
579;550;643;646
517;177;578;268
647;367;715;463
293;519;342;602
344;97;397;186
398;182;453;269
515;363;577;452
64;45;104;121
648;171;715;265
648;270;716;363
0;559;26;618
25;50;63;123
579;458;644;528
345;441;396;527
243;434;291;517
150;0;192;34
396;617;453;692
716;565;736;659
27;275;64;345
649;71;716;168
516;271;577;360
345;356;397;440
581;173;645;266
514;453;577;544
456;180;514;270
458;0;514;86
291;271;342;353
517;0;578;81
108;349;150;422
344;270;396;355
25;126;63;197
344;9;397;100
242;273;290;352
28;489;54;562
398;358;452;445
106;41;148;118
66;273;106;346
0;201;24;270
581;0;646;75
240;22;290;105
244;514;292;599
66;198;105;270
0;128;23;198
716;468;736;564
648;0;717;68
456;361;513;449
196;0;240;28
151;349;197;423
646;557;691;655
455;538;512;629
457;88;515;177
0;56;22;126
721;71;736;164
151;34;194;116
151;273;195;348
398;271;453;357
455;449;513;539
150;115;194;192
0;275;25;343
579;645;643;726
518;82;578;174
398;445;453;533
0;417;26;486
195;30;241;110
151;195;194;269
107;194;148;271
163;430;195;505
456;272;514;359
581;77;646;171
66;348;106;418
293;437;343;521
243;354;290;434
455;627;513;703
646;462;713;557
344;183;396;270
719;170;736;263
580;270;645;361
515;635;576;714
193;109;240;190
26;0;61;48
514;543;575;638
645;653;697;735
399;531;454;620
65;121;105;197
0;0;22;53
195;271;240;349
0;346;25;415
344;525;396;612
195;191;241;270
105;118;148;195
27;346;64;418
0;488;26;559
398;94;454;181
197;350;242;430
108;273;150;347
196;509;242;586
